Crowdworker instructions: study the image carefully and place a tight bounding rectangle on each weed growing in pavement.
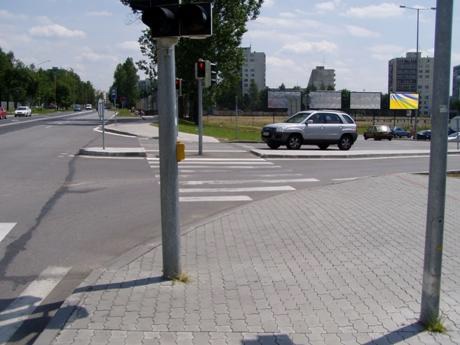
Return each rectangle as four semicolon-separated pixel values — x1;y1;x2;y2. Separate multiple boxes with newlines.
423;315;447;333
172;272;191;285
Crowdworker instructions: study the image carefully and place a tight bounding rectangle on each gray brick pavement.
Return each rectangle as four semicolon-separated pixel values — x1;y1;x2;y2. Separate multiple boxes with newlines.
48;174;460;344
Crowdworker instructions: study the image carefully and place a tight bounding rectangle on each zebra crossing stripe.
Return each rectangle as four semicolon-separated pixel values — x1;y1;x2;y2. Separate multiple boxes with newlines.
182;178;319;186
180;186;296;193
0;266;71;343
0;223;16;244
180;196;252;202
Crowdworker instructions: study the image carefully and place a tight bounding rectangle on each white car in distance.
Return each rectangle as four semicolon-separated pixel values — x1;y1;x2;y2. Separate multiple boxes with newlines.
14;106;32;117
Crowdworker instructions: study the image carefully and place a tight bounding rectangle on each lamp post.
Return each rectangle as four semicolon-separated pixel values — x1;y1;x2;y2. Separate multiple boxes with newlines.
400;5;436;138
36;60;50;108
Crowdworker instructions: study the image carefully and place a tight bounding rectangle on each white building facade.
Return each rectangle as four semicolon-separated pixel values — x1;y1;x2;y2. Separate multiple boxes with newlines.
241;47;266;95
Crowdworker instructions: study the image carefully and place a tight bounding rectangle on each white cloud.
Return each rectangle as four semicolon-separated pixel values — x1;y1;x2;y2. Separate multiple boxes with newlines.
87;11;113;17
77;48;118;62
267;56;298;68
29;24;86;38
117;41;140;51
263;0;275;8
282;40;337;54
345;3;404;18
0;10;28;20
316;0;341;12
345;25;380;38
368;44;405;60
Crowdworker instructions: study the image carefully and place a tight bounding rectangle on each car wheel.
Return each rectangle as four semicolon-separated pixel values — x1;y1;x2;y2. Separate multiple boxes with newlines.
338;135;353;151
388;137;392;141
318;144;329;150
286;134;302;150
267;142;280;149
364;135;368;140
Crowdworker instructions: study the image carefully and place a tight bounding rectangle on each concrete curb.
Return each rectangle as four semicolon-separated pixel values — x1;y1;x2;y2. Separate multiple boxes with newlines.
78;147;147;157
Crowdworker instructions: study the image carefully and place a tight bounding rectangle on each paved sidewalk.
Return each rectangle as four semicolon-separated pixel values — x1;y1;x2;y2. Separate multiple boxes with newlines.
37;174;460;344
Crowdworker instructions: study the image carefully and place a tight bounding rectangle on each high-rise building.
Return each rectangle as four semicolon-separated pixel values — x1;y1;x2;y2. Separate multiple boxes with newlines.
388;52;434;116
453;65;460;101
241;47;266;95
307;66;335;90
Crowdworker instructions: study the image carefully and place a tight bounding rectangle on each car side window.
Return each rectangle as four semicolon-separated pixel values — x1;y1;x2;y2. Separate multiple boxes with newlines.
324;113;343;124
308;113;322;124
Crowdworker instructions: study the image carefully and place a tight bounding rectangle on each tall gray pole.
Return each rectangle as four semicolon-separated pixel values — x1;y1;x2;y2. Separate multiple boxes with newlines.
413;9;419;138
198;79;203;155
420;0;453;325
157;37;181;279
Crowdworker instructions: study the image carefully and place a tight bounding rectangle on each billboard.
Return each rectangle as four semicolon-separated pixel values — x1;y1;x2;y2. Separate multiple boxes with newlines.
309;91;341;109
390;93;419;110
268;90;301;108
350;92;381;110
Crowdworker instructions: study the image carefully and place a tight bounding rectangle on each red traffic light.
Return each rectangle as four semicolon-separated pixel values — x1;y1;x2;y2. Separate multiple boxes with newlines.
195;60;206;79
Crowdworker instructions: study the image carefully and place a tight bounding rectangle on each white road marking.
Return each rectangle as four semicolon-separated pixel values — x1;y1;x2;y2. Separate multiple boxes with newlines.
332;177;359;182
0;223;16;244
145;150;247;153
148;165;280;169
80;156;144;160
181;178;319;186
180;186;296;193
180;195;252;202
146;157;269;162
0;266;71;343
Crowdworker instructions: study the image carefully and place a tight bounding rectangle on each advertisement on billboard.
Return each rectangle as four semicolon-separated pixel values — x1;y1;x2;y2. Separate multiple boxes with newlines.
309;91;341;109
350;92;381;109
390;93;419;110
267;90;301;114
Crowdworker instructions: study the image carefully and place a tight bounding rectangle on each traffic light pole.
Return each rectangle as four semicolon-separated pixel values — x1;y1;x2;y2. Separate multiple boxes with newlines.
420;0;453;325
157;37;181;279
198;78;203;155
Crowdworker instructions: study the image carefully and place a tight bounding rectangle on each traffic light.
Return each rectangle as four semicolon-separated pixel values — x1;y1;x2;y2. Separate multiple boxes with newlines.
204;60;217;87
141;6;179;37
175;78;182;96
180;3;212;38
195;60;206;79
127;0;212;39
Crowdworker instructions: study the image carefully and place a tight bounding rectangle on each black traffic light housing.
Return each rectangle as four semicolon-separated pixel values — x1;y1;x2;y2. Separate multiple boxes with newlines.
195;59;206;79
127;0;212;39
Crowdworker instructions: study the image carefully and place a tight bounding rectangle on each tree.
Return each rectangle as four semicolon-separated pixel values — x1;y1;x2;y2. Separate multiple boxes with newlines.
110;58;140;108
278;83;286;90
121;0;264;108
248;79;259;111
341;89;350;111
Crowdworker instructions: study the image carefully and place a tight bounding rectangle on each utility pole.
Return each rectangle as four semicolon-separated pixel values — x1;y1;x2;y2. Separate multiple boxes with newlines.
420;0;452;325
400;5;436;137
157;37;181;279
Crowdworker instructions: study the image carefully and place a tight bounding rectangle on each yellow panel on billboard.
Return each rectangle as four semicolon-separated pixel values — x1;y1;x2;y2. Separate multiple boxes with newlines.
390;93;419;110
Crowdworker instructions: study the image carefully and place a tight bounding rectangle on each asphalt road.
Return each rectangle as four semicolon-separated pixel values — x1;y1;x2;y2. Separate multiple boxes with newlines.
1;114;460;344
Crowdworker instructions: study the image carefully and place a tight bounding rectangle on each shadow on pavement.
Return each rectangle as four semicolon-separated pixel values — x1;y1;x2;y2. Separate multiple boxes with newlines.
242;334;295;344
74;276;165;293
363;322;425;344
0;299;88;344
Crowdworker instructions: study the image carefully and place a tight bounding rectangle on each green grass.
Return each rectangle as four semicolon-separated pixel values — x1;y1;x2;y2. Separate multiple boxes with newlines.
171;272;191;284
32;108;59;115
116;108;139;117
178;120;260;141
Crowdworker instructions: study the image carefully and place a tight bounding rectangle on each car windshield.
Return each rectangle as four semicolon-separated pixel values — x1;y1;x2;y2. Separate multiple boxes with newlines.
376;125;389;131
285;112;311;123
18;106;27;110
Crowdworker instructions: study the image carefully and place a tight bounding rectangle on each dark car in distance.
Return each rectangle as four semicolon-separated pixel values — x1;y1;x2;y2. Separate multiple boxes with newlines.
416;130;431;140
363;125;393;141
391;127;411;138
73;104;82;111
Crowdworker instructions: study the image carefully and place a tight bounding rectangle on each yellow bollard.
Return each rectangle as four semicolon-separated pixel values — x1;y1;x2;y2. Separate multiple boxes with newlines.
176;141;185;162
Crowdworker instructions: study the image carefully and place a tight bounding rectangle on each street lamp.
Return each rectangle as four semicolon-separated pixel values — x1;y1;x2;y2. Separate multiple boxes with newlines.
36;60;51;108
400;5;436;137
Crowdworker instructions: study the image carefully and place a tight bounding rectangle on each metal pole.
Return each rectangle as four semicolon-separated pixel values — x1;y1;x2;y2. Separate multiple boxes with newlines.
235;96;239;139
101;101;105;150
420;0;453;325
413;9;420;138
157;37;181;279
456;118;459;150
198;79;203;155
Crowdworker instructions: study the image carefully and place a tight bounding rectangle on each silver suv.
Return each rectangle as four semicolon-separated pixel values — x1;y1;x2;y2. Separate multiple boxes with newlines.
261;111;358;150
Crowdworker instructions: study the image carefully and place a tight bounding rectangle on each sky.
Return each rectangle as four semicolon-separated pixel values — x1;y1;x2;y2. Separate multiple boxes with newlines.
0;0;459;94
